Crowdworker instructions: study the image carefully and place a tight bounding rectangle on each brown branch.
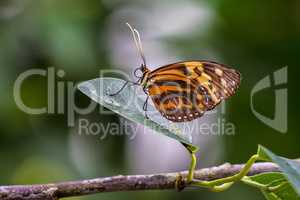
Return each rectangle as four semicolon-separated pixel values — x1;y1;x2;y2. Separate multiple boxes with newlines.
0;162;281;200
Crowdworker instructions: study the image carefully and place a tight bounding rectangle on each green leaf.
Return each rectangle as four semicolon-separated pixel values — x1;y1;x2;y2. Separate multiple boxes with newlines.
78;77;198;151
257;145;300;196
243;172;299;200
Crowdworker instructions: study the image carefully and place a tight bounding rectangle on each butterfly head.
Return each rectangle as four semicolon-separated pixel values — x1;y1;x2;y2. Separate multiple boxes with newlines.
126;23;150;85
134;64;150;86
141;64;149;73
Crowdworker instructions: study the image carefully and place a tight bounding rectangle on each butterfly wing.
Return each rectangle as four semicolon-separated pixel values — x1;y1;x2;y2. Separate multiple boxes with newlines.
145;60;241;122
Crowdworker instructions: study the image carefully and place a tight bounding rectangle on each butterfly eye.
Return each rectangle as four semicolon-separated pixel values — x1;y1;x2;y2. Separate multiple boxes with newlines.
134;67;143;78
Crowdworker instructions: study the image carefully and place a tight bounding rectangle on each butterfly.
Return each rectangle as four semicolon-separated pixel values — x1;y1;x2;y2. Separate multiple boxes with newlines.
109;23;241;122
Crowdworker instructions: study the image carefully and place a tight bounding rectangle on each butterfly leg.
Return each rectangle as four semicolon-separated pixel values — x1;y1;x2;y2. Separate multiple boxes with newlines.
143;95;149;119
142;87;150;119
107;81;139;96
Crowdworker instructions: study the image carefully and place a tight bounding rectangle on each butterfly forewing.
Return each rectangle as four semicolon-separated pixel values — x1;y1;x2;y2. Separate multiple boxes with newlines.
145;60;240;122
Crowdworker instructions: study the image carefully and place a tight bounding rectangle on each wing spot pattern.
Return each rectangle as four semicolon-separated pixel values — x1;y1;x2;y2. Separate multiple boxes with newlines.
146;60;240;122
221;78;227;87
215;68;223;76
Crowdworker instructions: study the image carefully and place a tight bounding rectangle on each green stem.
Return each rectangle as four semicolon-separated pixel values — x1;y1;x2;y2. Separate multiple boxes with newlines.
242;176;288;192
268;181;288;192
182;143;198;183
187;152;197;183
209;182;235;192
175;144;198;191
191;154;259;191
241;176;268;190
182;143;261;192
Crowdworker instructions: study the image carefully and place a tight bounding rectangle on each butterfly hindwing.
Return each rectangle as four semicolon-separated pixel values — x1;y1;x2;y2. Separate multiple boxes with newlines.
145;60;240;122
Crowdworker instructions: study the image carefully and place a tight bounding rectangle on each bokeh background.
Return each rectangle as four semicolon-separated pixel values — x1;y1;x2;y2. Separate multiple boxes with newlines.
0;0;299;200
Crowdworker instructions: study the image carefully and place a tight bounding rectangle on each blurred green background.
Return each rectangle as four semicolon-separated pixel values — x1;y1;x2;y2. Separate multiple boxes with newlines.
0;0;299;200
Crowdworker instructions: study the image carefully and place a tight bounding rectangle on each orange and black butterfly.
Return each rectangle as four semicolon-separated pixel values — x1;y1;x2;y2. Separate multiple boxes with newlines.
110;23;241;122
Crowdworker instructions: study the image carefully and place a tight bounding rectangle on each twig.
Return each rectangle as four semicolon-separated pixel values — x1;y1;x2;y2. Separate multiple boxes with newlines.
0;162;281;200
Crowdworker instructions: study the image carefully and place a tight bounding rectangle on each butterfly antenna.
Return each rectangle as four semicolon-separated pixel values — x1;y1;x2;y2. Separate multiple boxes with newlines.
133;29;147;66
126;23;147;66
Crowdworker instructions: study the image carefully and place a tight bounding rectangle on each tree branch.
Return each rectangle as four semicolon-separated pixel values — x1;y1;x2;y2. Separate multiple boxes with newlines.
0;162;282;200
